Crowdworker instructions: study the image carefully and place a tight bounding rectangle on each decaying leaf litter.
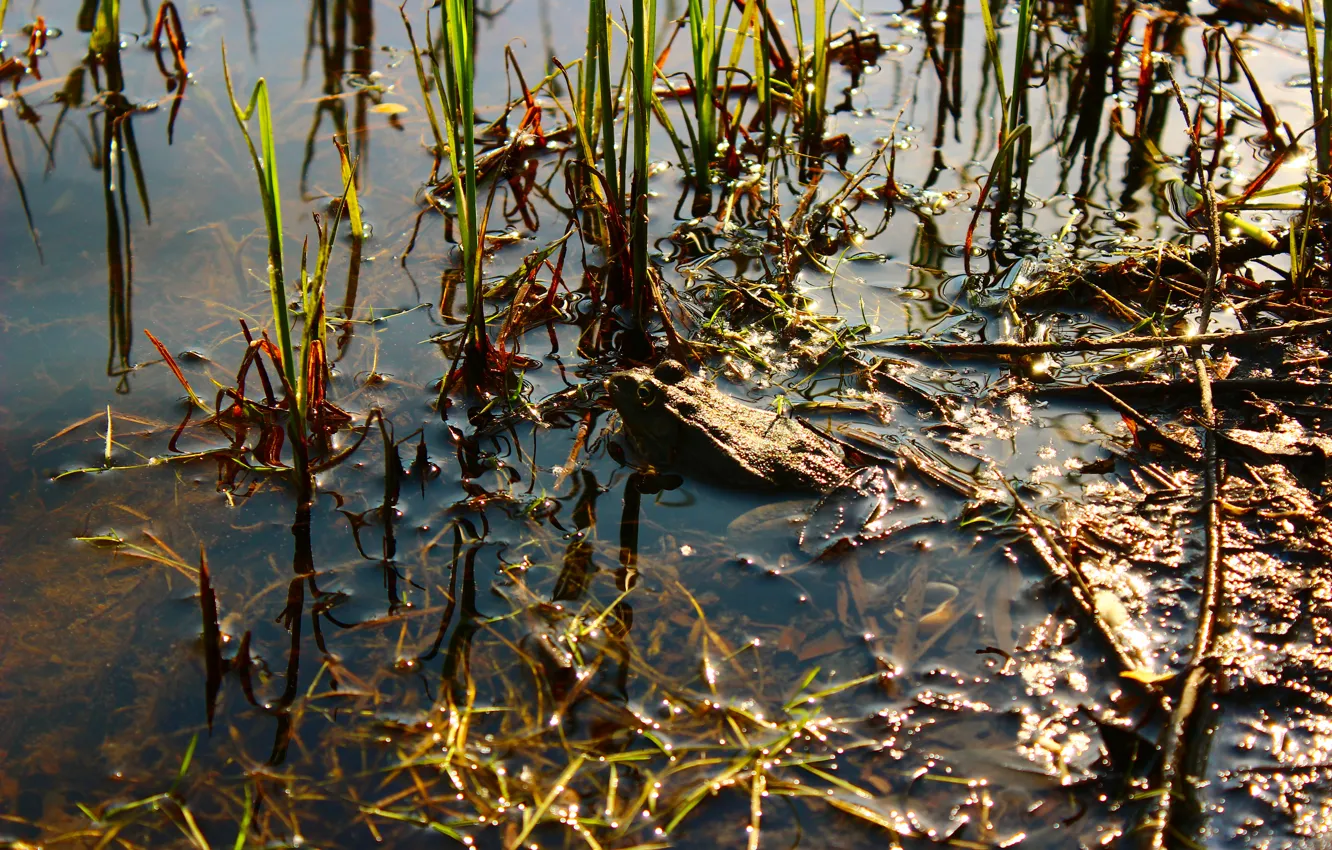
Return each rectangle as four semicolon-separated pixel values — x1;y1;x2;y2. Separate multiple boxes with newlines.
1;0;1331;848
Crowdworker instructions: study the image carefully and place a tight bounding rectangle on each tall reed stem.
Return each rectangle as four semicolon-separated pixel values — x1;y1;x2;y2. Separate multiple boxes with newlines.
630;0;657;326
593;0;620;207
1302;0;1332;174
790;0;828;157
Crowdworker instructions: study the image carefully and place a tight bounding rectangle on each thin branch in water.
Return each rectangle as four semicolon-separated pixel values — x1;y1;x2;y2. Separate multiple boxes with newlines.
867;315;1332;357
0;110;44;262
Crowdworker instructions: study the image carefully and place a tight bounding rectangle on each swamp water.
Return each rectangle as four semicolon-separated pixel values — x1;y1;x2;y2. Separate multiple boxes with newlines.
1;0;1330;848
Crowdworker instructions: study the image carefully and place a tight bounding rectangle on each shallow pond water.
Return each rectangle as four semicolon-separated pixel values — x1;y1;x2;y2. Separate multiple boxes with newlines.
1;0;1330;848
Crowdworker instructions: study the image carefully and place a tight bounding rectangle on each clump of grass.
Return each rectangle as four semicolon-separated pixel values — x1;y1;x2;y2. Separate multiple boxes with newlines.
725;0;777;156
221;48;308;485
733;0;779;149
554;0;663;351
213;47;362;498
403;1;517;396
791;0;831;166
971;0;1036;252
433;0;488;381
683;0;731;197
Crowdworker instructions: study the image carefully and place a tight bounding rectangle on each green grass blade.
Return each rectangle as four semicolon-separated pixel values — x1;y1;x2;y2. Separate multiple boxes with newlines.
220;48;294;390
1008;0;1034;132
810;0;828;140
630;0;657;323
169;733;199;794
335;139;364;239
687;0;719;189
1301;0;1326;172
433;0;482;344
1321;0;1332;173
90;0;120;55
593;0;620;205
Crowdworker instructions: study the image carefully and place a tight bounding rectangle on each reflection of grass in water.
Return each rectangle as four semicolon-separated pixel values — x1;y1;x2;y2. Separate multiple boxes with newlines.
40;503;1099;849
70;735;218;850
359;574;895;849
0;106;43;262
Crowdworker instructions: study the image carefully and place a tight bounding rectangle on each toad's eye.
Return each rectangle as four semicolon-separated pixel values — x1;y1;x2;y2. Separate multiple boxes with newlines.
636;382;658;406
653;360;688;385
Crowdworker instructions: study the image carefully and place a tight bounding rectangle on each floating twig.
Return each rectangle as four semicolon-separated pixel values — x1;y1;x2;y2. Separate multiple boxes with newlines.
1034;377;1332;399
865;315;1332;357
1140;177;1229;850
